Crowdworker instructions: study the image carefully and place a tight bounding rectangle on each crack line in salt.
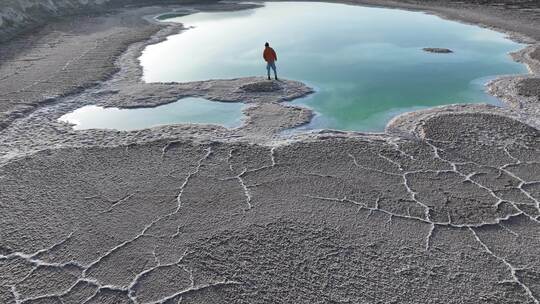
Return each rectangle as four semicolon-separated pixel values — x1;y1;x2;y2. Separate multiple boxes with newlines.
469;227;539;304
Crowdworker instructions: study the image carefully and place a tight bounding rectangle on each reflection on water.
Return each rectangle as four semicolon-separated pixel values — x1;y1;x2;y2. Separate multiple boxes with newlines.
141;1;527;131
59;97;245;130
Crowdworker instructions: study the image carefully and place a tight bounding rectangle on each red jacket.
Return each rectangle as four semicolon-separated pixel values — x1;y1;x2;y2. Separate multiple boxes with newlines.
263;47;277;62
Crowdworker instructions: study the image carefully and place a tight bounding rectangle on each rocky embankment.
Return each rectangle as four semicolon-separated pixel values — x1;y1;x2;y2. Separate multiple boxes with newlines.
423;48;454;53
0;0;216;42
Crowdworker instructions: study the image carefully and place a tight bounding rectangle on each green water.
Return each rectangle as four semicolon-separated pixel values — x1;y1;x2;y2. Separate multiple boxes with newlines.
59;98;245;130
138;1;527;131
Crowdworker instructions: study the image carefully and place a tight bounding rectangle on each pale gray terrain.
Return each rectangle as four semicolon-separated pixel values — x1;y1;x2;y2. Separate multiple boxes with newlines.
0;0;539;303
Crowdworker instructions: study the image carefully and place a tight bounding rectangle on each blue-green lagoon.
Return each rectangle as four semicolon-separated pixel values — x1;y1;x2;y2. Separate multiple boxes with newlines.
62;2;528;132
140;2;527;131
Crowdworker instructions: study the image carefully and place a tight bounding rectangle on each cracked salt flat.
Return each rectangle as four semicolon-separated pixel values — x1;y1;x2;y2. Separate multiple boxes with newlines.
7;111;540;302
2;121;540;302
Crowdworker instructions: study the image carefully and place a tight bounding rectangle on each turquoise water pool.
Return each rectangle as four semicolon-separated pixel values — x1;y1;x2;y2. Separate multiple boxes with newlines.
138;1;527;131
59;97;245;130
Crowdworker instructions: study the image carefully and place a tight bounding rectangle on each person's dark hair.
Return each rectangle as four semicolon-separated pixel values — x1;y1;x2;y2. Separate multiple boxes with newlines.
265;42;269;47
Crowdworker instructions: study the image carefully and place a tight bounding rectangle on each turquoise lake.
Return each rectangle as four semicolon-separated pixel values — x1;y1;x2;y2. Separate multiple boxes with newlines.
63;2;528;131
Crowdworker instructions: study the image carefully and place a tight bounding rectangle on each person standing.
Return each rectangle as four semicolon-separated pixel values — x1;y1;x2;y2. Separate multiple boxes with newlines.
263;42;278;80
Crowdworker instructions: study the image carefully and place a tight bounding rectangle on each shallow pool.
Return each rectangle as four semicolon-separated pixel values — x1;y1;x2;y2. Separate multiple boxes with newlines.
59;97;245;131
139;1;527;131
